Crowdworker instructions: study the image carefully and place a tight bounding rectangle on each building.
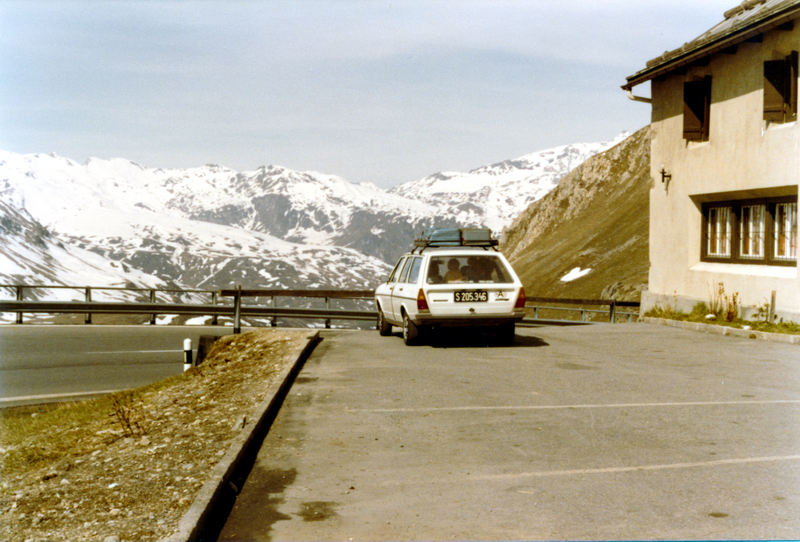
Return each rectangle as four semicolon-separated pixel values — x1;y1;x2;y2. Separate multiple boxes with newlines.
623;0;800;322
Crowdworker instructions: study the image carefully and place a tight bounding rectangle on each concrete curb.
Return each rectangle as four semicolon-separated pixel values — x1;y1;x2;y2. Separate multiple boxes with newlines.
161;331;322;542
641;317;800;345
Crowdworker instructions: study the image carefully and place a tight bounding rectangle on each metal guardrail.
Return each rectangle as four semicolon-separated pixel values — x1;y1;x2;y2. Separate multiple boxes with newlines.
0;284;221;325
0;285;641;331
0;285;377;333
525;296;640;323
218;287;375;333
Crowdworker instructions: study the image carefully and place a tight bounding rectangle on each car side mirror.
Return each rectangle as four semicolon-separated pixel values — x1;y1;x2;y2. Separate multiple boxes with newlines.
380;275;390;283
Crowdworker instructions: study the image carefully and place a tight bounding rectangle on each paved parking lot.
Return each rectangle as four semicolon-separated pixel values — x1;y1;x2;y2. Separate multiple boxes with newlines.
220;323;800;541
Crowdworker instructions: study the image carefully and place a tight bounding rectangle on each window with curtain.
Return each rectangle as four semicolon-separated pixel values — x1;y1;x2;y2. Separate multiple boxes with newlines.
739;204;765;260
707;205;731;257
702;197;797;266
774;202;798;261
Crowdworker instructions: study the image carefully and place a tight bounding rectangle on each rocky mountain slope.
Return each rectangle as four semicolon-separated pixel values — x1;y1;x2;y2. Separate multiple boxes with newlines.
502;126;651;302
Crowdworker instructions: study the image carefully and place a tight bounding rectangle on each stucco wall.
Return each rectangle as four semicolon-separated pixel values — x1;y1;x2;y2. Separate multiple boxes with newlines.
646;20;800;318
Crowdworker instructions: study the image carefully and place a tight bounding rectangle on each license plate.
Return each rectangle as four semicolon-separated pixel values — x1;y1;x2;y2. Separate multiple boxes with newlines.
454;290;488;302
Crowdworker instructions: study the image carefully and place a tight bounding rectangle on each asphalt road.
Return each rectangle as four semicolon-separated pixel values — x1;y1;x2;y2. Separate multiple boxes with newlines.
0;325;239;407
219;323;800;541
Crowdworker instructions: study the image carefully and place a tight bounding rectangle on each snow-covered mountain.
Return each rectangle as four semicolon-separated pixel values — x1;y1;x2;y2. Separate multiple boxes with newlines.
0;200;167;294
0;153;392;294
0;132;629;293
390;133;629;231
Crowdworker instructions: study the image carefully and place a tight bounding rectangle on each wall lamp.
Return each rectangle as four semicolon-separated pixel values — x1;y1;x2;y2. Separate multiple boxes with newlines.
660;165;672;185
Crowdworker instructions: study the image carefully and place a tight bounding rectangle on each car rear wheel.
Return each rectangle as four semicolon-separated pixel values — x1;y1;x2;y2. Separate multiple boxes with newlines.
402;313;419;346
497;322;515;346
377;309;392;336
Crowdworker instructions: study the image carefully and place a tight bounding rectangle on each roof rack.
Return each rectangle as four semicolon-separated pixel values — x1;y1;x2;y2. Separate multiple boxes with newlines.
412;227;499;253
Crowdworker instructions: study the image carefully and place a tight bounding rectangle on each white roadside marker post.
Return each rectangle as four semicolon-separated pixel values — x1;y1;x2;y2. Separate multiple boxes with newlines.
183;338;193;371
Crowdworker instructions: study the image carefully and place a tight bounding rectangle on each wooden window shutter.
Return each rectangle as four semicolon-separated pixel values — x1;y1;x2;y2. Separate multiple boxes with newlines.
764;52;798;123
684;77;710;141
764;59;787;122
787;51;798;122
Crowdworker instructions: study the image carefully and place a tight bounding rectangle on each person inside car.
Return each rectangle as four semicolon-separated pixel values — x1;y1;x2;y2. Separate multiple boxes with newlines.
427;261;445;283
445;258;464;282
464;256;484;282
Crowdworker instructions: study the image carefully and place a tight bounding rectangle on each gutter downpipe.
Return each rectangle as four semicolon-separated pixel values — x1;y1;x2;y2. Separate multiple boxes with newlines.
626;89;652;104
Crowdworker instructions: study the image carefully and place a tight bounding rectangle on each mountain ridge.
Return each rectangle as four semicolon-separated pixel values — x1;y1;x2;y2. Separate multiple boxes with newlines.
0;132;634;304
502;126;651;302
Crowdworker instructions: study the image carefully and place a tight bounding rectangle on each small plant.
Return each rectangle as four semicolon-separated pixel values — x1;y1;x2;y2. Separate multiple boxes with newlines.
754;299;773;323
708;281;740;322
723;291;739;322
708;281;724;316
690;302;709;318
110;391;148;437
645;292;689;320
649;291;680;318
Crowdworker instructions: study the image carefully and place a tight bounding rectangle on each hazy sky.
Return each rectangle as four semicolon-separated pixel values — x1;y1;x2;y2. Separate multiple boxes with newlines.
1;1;735;188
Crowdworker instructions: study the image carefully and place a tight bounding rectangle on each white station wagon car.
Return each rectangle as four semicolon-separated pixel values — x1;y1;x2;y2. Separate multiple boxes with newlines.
375;228;526;345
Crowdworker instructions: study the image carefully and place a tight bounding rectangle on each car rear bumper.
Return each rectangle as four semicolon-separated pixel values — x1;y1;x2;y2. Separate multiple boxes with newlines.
413;312;525;327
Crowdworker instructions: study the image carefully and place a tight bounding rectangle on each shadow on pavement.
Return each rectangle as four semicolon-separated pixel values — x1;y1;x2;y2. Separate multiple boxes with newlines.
399;328;550;349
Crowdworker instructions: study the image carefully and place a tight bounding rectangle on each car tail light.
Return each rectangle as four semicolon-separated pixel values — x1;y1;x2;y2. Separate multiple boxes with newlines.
417;289;430;312
514;287;526;309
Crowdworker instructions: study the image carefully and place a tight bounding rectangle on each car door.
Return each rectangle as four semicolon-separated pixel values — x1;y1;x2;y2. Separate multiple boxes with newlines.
391;256;422;322
378;257;405;323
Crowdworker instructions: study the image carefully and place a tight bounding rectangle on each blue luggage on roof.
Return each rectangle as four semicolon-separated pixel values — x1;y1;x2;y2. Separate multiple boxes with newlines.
419;228;461;245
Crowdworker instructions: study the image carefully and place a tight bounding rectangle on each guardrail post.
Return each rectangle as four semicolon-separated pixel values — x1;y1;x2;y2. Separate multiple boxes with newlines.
85;287;92;324
609;301;616;324
149;289;157;325
233;285;242;334
533;306;539;319
15;286;23;324
271;296;277;327
211;291;218;326
580;309;586;322
325;296;331;329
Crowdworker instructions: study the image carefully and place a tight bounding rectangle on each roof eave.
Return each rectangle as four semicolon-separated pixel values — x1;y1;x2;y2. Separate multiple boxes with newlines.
622;3;800;91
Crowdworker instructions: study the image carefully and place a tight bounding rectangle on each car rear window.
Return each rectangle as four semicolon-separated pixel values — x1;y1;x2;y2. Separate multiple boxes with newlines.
426;255;514;284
